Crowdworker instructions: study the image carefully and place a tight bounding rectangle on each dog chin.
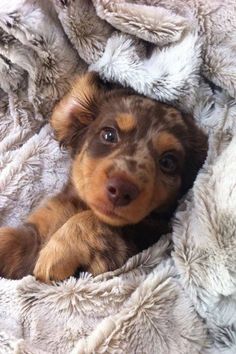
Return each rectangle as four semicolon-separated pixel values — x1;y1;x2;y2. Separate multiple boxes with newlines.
96;212;129;226
91;207;127;227
89;202;130;226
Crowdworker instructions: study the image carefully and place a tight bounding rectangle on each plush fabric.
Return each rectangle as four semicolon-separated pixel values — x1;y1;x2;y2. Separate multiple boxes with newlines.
0;0;236;353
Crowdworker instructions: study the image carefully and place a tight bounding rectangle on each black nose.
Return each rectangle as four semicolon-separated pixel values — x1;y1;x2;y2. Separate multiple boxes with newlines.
106;176;140;207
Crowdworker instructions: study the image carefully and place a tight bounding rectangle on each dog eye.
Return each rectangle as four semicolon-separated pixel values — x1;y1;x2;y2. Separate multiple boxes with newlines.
100;127;119;144
159;153;178;174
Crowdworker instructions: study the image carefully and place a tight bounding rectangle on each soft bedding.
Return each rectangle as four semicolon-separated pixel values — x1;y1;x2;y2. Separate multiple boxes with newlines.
0;1;236;353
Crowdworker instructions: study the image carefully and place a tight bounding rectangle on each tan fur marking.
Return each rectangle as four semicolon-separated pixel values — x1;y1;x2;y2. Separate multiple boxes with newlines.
152;132;184;154
116;113;136;132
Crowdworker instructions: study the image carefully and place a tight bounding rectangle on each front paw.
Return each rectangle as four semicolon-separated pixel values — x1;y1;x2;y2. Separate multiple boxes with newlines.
33;242;78;283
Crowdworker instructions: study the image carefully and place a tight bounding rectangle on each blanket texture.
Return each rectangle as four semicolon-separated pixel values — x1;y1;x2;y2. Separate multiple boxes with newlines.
0;0;236;353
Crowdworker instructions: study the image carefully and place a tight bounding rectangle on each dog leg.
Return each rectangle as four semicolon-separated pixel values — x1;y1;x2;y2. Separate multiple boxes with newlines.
0;225;40;279
26;184;81;240
34;210;133;283
0;183;82;279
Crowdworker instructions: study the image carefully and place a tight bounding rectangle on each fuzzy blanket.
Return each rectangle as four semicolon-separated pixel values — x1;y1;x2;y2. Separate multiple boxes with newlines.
0;0;236;353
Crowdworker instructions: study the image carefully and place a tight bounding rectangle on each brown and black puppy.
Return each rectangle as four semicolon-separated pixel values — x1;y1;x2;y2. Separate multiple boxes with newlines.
0;72;208;282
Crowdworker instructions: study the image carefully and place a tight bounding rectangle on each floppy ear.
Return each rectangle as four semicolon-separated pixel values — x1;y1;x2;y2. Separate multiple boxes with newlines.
181;119;208;194
50;72;104;149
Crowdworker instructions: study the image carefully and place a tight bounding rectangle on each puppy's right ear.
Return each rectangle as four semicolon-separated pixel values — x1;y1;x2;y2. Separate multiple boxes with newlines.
50;72;104;148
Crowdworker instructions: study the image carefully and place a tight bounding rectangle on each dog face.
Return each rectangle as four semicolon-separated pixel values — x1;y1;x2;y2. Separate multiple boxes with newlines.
51;72;208;226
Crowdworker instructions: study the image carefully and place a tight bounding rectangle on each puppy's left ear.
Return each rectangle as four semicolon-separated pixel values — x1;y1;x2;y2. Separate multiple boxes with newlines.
50;71;104;149
181;119;208;194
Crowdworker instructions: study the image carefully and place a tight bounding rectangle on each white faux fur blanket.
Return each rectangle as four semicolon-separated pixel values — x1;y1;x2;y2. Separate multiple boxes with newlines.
0;0;236;353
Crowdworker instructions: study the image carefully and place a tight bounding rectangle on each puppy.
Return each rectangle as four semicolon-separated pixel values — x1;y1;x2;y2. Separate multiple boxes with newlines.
0;72;208;282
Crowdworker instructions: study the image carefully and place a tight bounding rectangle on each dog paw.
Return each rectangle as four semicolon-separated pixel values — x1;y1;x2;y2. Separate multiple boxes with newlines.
33;242;78;283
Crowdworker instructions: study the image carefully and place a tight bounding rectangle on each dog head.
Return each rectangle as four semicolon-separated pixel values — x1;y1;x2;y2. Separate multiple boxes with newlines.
51;72;208;226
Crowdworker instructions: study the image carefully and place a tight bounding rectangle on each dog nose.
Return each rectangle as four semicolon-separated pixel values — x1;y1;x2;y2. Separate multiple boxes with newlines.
106;176;140;207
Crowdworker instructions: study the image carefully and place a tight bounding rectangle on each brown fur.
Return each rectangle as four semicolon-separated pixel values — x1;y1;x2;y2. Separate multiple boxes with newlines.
0;72;208;282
